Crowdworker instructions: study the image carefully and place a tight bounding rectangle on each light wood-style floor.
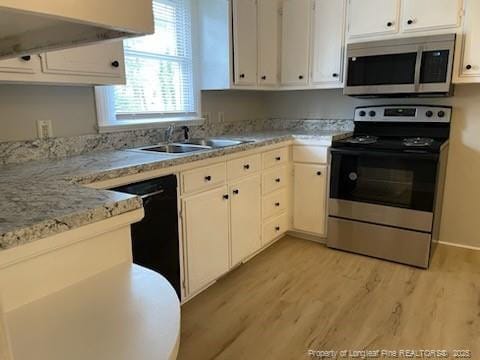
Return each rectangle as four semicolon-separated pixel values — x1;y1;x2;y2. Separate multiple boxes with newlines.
178;236;480;360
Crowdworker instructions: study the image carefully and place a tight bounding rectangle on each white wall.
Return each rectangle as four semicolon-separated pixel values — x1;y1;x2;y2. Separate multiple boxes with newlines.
265;85;480;248
0;87;267;142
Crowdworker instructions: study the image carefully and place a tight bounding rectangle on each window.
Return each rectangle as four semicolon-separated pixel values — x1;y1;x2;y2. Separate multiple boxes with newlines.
96;0;200;131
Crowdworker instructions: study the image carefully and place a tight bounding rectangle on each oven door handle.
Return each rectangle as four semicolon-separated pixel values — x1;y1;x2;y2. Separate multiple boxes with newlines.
330;148;439;160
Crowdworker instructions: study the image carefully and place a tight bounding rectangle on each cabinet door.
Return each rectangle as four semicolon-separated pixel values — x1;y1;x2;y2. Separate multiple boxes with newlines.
281;0;311;86
293;164;328;235
184;186;230;295
0;57;36;75
40;42;125;78
347;0;400;38
232;0;258;85
401;0;462;33
258;0;280;86
311;0;346;86
230;175;262;266
456;0;480;79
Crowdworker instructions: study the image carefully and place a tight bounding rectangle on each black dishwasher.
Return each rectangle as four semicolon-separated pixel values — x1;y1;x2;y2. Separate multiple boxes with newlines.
111;174;181;298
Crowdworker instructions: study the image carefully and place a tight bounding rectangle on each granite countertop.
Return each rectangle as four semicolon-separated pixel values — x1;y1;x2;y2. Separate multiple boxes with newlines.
0;130;351;251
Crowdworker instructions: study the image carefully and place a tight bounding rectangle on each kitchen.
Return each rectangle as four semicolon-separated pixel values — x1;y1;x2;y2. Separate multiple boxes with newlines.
0;0;479;359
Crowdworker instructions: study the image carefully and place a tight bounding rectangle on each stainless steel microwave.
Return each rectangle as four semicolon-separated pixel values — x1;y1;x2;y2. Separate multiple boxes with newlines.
344;34;455;97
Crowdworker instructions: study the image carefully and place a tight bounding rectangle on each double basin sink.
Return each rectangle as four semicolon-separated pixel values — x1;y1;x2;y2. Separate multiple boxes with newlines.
136;138;253;154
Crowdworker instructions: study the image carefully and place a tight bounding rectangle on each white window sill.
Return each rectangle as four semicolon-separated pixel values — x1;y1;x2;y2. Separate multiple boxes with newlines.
98;117;204;133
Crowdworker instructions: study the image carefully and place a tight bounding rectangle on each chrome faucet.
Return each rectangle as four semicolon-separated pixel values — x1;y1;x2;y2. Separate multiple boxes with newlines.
164;125;175;143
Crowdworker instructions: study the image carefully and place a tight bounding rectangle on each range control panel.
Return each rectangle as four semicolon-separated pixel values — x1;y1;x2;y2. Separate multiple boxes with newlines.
354;105;452;123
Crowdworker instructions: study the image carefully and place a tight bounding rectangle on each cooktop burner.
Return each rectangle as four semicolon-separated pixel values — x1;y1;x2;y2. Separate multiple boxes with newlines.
403;137;435;147
346;135;378;144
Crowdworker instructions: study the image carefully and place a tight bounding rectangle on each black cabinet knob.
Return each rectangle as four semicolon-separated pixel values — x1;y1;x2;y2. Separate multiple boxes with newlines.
239;73;245;79
387;21;393;27
243;164;250;170
261;75;267;80
223;194;229;200
275;226;281;232
233;189;239;195
21;55;31;61
298;75;304;80
275;156;281;161
204;175;212;181
275;202;280;207
332;73;339;78
426;110;433;118
407;19;414;25
369;111;376;117
317;171;322;176
466;64;472;70
111;60;120;68
438;111;446;118
275;178;281;183
359;110;366;117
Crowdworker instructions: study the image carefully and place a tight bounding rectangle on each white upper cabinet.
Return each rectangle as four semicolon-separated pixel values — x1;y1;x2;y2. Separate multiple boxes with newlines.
281;0;312;86
41;42;125;79
311;0;346;87
348;0;400;39
454;0;480;82
258;0;280;86
0;42;125;85
401;0;463;33
347;0;464;41
232;0;258;85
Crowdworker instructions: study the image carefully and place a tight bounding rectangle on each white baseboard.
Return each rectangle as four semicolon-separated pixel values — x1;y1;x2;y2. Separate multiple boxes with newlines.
433;240;480;251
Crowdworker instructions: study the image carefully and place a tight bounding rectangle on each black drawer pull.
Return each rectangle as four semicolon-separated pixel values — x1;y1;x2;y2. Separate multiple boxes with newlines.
275;202;280;207
317;171;322;176
243;164;250;170
239;73;245;79
204;175;212;182
111;60;120;68
275;226;281;232
261;75;267;80
223;194;229;200
275;156;281;161
466;64;472;70
21;55;31;61
233;189;239;195
275;178;281;183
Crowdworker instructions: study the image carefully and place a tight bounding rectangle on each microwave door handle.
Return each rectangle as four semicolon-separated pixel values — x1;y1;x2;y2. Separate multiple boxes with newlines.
414;46;424;92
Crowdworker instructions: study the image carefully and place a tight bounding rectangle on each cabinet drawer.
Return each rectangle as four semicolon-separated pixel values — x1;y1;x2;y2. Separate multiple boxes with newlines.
182;163;226;194
263;189;287;219
227;154;261;181
262;166;288;194
262;147;289;169
262;213;288;246
293;146;328;164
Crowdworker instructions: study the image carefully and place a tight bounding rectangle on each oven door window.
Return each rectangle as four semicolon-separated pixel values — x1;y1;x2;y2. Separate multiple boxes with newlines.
330;152;438;212
346;52;417;86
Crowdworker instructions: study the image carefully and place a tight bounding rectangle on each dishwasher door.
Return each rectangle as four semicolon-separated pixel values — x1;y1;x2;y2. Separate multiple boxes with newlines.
111;175;181;298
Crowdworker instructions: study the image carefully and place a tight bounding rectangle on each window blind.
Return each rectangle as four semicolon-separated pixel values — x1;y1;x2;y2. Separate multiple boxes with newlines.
114;0;195;118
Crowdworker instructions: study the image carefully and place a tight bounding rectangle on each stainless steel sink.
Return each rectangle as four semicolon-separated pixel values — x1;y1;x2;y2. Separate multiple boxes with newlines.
183;138;252;148
133;138;253;155
139;143;210;154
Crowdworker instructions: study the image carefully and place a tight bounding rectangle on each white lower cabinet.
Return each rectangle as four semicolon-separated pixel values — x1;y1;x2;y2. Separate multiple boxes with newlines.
293;161;328;236
230;175;262;266
183;186;230;295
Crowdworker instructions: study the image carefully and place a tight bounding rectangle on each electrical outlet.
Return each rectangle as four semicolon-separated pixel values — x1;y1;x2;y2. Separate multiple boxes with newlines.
37;120;53;139
218;112;225;122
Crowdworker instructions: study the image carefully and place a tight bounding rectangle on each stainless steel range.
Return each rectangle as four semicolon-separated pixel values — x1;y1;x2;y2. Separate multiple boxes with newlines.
327;105;451;268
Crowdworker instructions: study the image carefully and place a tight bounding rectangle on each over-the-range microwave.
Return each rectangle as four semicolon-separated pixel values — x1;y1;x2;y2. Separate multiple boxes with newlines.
344;34;455;97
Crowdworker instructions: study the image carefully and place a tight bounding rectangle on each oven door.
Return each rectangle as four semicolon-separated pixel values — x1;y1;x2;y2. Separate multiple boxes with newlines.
329;148;438;231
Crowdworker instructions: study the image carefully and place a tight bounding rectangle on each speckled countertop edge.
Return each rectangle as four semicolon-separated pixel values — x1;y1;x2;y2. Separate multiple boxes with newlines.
0;131;351;251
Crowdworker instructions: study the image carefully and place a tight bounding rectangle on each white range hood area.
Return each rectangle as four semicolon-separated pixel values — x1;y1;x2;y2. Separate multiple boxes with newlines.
0;0;154;59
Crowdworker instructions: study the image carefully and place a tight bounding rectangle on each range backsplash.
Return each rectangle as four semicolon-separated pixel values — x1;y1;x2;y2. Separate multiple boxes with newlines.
0;118;353;165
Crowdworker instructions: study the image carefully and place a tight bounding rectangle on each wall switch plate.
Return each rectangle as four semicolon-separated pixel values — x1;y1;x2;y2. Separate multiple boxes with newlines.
37;120;53;139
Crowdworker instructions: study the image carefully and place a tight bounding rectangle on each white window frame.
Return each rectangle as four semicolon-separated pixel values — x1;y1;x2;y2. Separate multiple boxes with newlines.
95;0;202;133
